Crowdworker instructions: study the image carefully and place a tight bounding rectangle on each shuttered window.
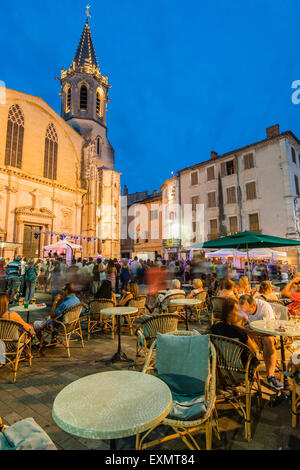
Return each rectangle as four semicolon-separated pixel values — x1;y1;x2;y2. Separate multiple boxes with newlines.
246;182;257;200
292;147;296;164
249;213;260;232
207;192;217;208
227;186;236;204
44;124;58;180
191;171;198;186
221;159;236;176
191;196;200;211
229;216;238;233
5;104;25;169
207;166;215;181
244;153;254;170
209;219;218;235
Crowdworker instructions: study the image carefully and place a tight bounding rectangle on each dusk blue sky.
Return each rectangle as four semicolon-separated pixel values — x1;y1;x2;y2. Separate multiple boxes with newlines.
1;0;300;194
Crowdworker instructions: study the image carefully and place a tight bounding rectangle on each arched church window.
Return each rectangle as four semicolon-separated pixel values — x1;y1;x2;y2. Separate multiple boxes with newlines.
80;85;88;110
44;123;58;180
96;87;104;117
66;87;71;113
5;104;25;169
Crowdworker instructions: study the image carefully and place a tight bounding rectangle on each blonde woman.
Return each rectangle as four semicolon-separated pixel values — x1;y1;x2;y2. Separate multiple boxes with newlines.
119;281;140;306
187;279;203;299
238;276;251;295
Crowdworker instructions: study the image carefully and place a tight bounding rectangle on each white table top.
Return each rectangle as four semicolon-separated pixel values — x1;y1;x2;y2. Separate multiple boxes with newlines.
52;370;172;440
101;306;138;316
249;320;300;337
170;298;202;306
157;290;167;294
10;303;47;312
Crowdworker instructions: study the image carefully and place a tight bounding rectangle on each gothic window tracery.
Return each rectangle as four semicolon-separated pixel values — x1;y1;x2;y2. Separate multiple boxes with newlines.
5;104;25;169
44;123;58;180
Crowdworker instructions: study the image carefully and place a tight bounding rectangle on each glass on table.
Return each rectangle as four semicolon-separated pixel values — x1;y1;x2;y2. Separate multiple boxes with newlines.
23;301;29;309
18;299;24;306
31;298;37;305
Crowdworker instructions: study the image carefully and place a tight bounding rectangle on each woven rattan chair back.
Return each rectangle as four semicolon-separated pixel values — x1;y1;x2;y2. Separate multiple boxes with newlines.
163;293;186;313
0;319;21;352
89;299;114;321
142;314;179;339
211;297;227;323
192;291;207;302
62;304;83;333
128;295;147;313
210;334;255;386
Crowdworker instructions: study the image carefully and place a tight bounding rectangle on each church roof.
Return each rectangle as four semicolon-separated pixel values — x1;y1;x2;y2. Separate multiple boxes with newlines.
73;19;99;70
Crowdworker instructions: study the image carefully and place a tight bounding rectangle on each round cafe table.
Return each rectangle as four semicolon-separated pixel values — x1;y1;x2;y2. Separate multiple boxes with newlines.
169;298;202;331
52;370;172;450
10;303;47;323
101;307;138;363
249;320;300;389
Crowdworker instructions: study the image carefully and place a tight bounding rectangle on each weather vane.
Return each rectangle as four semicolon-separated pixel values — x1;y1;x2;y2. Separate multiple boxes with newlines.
86;5;92;19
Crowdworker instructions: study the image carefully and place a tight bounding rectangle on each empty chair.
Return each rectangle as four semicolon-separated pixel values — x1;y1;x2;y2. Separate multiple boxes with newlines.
88;299;115;340
138;330;218;450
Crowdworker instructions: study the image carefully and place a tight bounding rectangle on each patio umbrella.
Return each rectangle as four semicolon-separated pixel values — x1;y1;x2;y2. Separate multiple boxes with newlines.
192;231;300;281
205;249;247;258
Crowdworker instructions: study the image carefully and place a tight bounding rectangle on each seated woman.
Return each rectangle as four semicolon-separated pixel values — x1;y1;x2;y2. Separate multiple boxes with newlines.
211;297;258;355
254;281;278;301
95;280;117;306
237;276;251;295
218;279;239;301
187;279;203;298
0;293;35;336
119;281;140;307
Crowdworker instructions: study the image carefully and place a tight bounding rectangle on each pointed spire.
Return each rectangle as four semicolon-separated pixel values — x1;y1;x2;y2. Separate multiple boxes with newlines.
73;19;99;70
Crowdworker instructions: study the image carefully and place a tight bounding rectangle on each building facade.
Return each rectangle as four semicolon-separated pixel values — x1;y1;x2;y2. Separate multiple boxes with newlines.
163;124;300;265
121;189;163;260
0;18;121;260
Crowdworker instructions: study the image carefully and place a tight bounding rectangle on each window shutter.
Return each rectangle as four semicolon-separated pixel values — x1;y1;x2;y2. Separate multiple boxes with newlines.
221;162;226;177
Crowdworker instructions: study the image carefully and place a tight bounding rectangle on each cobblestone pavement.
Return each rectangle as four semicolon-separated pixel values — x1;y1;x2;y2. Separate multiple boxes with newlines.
0;292;299;450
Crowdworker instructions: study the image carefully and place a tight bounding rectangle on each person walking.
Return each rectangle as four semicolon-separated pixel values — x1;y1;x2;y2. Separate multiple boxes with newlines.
24;259;38;303
6;255;22;304
0;258;7;293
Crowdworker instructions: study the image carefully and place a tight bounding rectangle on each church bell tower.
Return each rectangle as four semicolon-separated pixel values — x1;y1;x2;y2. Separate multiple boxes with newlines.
59;15;114;170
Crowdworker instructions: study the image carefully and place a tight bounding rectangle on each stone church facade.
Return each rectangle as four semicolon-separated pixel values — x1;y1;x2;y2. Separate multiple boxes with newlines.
0;18;121;260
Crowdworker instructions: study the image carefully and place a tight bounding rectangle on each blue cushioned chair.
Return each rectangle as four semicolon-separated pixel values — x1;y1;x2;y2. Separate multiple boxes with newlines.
0;417;56;450
138;330;219;450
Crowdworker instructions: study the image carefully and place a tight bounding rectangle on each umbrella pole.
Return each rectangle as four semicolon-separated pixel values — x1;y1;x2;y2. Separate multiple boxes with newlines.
247;244;252;283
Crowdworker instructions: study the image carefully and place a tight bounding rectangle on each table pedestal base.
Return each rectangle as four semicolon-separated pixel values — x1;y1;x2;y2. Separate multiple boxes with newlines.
111;351;134;364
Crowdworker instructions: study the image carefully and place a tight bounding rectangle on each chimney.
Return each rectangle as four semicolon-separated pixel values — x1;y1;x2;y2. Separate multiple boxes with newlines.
266;124;280;139
124;185;128;196
211;151;218;159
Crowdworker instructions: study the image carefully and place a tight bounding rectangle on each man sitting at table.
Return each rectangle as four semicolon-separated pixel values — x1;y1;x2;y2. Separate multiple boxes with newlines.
33;283;81;342
238;294;284;391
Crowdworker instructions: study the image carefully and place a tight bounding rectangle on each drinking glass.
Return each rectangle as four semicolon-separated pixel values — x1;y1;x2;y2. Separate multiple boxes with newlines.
24;301;29;309
18;299;24;306
31;298;37;305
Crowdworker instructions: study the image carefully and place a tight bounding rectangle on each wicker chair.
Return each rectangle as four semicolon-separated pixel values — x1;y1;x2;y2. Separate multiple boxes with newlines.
0;319;32;383
39;304;84;358
211;297;227;326
292;377;300;428
88;299;115;340
189;291;209;323
135;313;179;361
138;330;219;451
161;293;186;318
123;295;147;336
210;334;262;442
